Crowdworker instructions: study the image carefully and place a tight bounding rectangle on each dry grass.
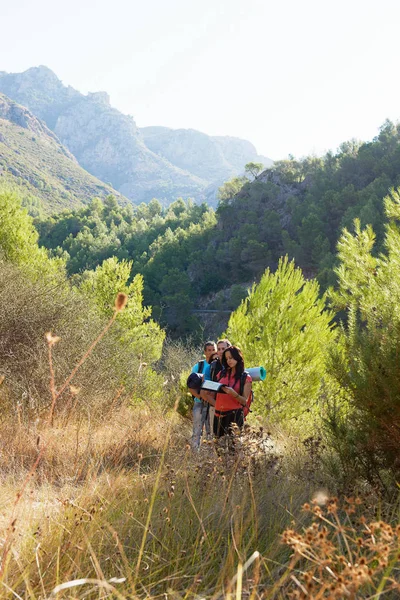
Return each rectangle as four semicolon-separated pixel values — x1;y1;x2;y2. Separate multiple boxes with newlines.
0;291;399;598
0;396;399;599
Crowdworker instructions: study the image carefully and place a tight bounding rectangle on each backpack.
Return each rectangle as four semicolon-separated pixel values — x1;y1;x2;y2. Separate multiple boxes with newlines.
190;360;205;401
240;371;254;418
209;359;222;382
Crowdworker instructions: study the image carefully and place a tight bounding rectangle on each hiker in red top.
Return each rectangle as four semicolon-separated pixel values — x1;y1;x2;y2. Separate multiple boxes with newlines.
214;345;252;438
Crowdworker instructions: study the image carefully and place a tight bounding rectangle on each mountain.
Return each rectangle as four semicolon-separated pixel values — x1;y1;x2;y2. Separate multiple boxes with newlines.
0;67;205;206
0;66;273;205
140;126;272;184
0;93;122;213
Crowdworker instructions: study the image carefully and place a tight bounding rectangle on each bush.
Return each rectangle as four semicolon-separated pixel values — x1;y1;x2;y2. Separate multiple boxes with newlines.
0;260;156;419
326;188;400;481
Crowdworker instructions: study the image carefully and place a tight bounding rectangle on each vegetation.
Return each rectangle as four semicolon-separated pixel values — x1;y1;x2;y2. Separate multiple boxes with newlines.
0;186;164;414
1;125;400;597
226;256;335;423
32;119;400;337
35;196;217;336
244;160;264;178
324;187;400;482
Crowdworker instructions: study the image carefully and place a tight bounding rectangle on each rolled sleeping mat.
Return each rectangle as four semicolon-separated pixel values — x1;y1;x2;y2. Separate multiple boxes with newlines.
246;366;266;381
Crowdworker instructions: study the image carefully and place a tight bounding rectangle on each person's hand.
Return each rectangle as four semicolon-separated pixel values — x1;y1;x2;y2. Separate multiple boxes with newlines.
222;386;239;398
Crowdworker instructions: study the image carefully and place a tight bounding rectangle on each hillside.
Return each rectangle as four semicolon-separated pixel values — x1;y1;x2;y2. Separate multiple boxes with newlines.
34;119;400;335
0;93;123;213
0;66;272;205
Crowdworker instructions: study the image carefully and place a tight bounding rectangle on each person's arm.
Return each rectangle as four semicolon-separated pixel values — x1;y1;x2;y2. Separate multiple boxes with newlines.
200;390;216;407
222;380;251;407
188;387;202;400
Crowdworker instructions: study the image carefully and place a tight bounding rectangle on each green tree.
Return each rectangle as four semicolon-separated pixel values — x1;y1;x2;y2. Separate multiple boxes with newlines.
245;161;263;179
217;176;248;205
0;186;64;281
80;257;165;362
226;257;334;421
327;188;400;476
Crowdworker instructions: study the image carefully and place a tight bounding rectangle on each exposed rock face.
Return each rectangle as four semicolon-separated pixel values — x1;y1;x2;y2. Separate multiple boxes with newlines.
212;136;273;172
0;67;205;204
140;126;233;182
0;93;74;160
0;66;273;205
0;66;80;130
54;97;205;202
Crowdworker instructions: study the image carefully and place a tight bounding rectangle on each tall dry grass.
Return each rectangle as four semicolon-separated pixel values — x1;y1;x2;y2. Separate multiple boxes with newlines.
1;394;399;599
0;405;309;598
0;286;399;598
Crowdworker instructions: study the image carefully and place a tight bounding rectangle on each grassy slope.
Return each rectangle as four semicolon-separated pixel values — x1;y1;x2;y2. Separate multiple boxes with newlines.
0;116;125;214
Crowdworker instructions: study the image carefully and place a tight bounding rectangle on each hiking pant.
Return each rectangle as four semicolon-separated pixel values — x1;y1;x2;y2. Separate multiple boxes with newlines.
191;401;211;449
213;409;244;438
209;406;215;433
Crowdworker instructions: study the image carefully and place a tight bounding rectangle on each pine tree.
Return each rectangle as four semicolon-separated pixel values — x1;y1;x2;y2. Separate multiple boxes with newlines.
226;256;334;421
327;187;400;475
0;186;64;281
80;257;165;363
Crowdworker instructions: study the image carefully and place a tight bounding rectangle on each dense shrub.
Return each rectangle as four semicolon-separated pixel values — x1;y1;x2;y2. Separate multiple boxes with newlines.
325;188;400;481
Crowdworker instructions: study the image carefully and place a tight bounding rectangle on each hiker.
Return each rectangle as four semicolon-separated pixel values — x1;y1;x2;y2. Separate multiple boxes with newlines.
213;345;252;438
208;338;231;430
210;338;232;381
188;341;217;450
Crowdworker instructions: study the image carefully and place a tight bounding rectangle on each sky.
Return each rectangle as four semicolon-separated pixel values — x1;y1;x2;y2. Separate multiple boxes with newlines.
1;0;400;160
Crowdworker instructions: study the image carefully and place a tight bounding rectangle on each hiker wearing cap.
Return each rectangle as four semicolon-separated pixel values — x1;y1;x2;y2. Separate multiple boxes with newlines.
188;341;217;450
208;338;231;431
213;345;252;438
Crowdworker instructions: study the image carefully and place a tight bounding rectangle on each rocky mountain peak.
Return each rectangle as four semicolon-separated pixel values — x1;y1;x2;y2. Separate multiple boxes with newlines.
87;91;110;105
25;65;61;82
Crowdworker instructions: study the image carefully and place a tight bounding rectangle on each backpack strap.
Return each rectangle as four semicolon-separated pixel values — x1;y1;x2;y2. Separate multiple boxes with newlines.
210;359;218;381
240;371;249;396
197;359;205;374
217;367;226;381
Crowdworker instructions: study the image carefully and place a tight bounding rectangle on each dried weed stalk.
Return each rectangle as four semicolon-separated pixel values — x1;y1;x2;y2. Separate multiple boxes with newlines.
281;495;400;598
0;293;127;579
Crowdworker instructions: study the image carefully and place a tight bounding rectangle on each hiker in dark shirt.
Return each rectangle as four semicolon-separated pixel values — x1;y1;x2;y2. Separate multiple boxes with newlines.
208;338;231;430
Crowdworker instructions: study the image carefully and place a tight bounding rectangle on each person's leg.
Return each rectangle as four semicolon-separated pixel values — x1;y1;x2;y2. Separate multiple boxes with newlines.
191;402;203;450
232;409;244;430
226;410;243;453
214;412;233;437
221;412;234;436
202;402;211;437
209;406;215;435
213;414;224;438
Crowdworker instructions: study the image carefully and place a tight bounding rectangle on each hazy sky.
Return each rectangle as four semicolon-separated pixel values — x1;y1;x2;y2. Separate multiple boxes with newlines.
1;0;399;160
